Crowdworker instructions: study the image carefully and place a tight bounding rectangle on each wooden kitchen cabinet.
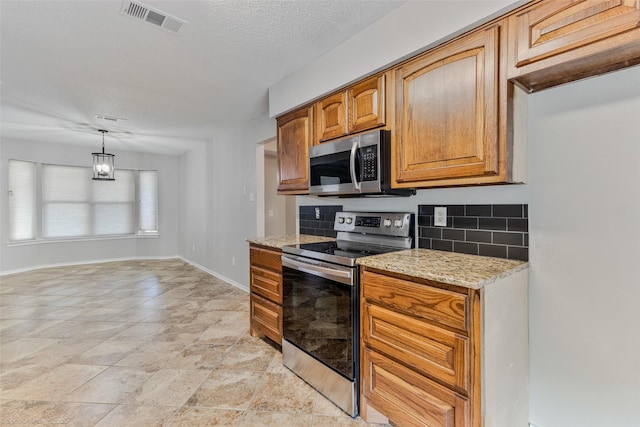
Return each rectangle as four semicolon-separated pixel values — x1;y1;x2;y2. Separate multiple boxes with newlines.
360;267;529;427
508;0;640;92
315;74;387;143
347;74;386;135
249;244;283;345
393;23;511;188
276;106;313;194
315;91;348;142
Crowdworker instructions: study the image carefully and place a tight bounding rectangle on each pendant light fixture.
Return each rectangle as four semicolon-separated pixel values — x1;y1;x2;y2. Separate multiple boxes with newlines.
92;129;115;181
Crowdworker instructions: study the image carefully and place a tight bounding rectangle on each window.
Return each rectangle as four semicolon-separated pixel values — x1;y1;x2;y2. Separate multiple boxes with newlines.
138;170;158;233
7;160;158;242
8;160;36;241
42;164;136;238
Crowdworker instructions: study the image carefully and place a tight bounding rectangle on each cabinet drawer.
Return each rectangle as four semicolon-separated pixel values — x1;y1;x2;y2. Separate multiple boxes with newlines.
362;348;468;427
250;293;282;345
363;302;468;392
361;271;468;332
250;266;282;304
250;246;282;272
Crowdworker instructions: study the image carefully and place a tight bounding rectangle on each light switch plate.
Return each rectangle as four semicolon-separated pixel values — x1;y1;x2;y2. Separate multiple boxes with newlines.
434;207;447;227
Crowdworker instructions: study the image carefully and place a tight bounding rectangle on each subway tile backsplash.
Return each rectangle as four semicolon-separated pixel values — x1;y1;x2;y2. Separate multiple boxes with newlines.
418;204;529;261
299;205;343;237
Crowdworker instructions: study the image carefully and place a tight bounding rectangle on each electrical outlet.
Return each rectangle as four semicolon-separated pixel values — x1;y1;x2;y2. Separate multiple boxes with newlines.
231;257;236;266
434;207;447;227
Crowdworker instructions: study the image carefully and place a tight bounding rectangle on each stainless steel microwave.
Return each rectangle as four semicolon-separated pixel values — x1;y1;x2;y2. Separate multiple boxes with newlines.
308;130;415;197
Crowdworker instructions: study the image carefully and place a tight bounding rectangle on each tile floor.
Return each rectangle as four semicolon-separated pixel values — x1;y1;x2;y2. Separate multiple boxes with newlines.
0;259;388;426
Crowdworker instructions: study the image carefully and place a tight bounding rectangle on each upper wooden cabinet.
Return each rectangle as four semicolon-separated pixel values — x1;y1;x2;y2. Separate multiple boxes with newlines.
316;74;386;143
274;0;639;192
348;74;386;134
316;92;348;142
508;0;640;92
276;106;313;194
393;24;508;187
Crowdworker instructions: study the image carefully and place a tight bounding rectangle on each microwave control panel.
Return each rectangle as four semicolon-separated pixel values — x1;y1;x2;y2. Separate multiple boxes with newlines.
360;146;378;181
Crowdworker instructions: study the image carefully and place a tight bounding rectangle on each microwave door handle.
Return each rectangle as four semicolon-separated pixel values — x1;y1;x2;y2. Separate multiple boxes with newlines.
349;139;361;191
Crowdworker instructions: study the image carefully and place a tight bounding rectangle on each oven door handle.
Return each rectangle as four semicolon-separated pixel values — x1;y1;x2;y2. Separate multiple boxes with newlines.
349;139;361;192
282;256;354;286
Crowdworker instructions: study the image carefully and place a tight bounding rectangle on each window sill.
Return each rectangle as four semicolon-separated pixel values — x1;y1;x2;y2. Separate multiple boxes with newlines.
6;234;159;247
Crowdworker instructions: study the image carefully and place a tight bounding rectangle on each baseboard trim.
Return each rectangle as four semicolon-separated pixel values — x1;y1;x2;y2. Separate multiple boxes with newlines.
0;256;250;294
178;256;249;293
0;255;180;277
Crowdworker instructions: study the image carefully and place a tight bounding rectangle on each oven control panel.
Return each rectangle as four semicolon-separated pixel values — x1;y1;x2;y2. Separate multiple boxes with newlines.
334;211;413;237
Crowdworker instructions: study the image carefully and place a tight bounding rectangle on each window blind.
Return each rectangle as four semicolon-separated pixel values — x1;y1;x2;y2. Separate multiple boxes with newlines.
42;164;135;238
138;170;158;233
8;160;36;241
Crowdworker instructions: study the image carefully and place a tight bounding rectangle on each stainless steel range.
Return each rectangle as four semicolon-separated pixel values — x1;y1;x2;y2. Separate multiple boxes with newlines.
281;211;414;417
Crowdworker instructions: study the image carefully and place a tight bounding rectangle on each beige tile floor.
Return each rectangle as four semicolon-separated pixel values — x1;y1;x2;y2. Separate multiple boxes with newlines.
0;259;388;426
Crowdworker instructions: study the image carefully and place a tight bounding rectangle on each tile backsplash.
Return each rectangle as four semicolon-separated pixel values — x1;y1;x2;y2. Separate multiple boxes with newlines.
299;205;343;237
418;204;529;261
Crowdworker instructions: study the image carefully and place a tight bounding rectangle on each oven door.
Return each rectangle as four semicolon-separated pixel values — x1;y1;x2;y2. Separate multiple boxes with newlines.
281;254;358;380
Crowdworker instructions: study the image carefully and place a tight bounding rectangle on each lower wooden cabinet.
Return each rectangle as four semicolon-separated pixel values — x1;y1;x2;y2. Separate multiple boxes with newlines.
360;267;529;427
249;244;283;345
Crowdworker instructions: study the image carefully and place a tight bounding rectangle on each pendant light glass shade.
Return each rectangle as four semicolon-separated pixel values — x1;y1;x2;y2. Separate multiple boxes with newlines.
92;130;115;181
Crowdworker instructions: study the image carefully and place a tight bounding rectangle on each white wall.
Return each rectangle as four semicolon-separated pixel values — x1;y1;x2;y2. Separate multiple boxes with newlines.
525;68;640;427
271;1;640;424
179;114;276;289
0;139;182;273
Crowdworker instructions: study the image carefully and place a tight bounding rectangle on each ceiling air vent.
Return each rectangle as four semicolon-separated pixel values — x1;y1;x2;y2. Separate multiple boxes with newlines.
94;114;128;124
120;1;187;34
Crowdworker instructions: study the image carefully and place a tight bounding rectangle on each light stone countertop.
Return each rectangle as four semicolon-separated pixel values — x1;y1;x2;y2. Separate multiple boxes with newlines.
247;234;335;250
357;248;528;289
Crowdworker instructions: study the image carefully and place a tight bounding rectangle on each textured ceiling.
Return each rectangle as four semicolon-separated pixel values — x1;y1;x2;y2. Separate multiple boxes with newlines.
0;0;403;155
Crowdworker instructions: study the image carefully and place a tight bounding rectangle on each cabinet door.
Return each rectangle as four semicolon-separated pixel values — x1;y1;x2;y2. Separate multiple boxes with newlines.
316;92;348;142
277;106;313;194
348;74;385;134
362;348;468;427
363;302;469;392
394;25;501;186
250;293;282;345
509;0;640;91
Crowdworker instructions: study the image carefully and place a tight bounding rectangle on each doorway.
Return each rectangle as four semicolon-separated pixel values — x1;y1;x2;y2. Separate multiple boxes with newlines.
256;138;296;237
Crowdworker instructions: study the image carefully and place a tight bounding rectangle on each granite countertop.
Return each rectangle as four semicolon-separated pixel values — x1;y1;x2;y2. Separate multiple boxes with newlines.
247;234;335;250
357;248;527;289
